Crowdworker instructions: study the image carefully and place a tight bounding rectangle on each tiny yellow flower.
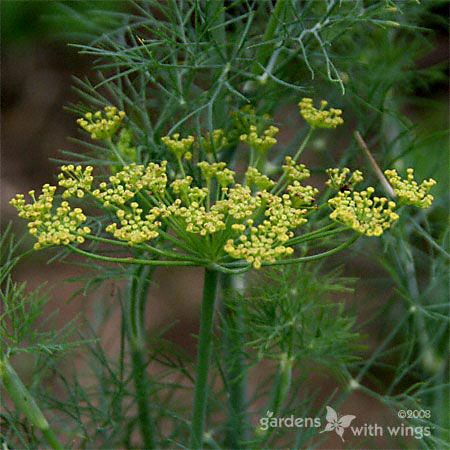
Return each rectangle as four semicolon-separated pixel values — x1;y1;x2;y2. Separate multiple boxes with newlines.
287;181;319;207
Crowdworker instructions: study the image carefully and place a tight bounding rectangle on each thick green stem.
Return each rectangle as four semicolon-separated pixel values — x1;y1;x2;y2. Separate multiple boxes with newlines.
0;357;63;450
221;274;249;448
128;265;156;449
190;269;219;449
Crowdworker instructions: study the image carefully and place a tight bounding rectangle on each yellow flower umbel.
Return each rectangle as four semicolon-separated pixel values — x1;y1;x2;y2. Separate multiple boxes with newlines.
197;162;235;187
77;106;125;140
214;185;261;221
240;125;279;153
281;157;318;207
224;192;307;269
169;200;226;236
165;175;226;236
161;133;195;161
92;162;167;207
299;98;343;129
58;165;94;198
384;168;436;208
282;157;311;182
328;187;399;236
287;182;318;207
245;167;275;191
326;168;363;191
10;185;90;250
106;202;161;245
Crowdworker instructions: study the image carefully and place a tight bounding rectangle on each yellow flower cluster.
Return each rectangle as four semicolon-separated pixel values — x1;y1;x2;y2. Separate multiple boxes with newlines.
328;187;399;236
58;165;94;198
168;199;226;236
326;168;363;191
299;98;343;129
282;156;311;182
262;192;308;230
171;176;194;198
198;161;235;187
225;228;294;270
77;106;125;140
162;176;223;236
224;192;307;269
93;162;167;207
10;185;90;250
384;168;436;208
106;202;161;245
287;182;319;207
215;185;261;221
240;125;279;153
245;167;275;190
161;133;194;160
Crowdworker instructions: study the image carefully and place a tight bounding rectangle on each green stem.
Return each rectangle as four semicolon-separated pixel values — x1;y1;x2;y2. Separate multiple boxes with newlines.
190;269;219;449
86;234;199;262
128;265;156;449
221;274;249;448
269;353;293;415
176;155;186;177
68;244;199;267
265;235;359;266
286;225;347;246
0;357;63;450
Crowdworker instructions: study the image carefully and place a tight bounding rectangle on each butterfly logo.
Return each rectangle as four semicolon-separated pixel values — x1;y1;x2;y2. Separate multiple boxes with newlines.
320;405;356;442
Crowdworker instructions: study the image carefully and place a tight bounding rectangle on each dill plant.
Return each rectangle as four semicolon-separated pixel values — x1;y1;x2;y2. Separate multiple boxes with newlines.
2;1;448;449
